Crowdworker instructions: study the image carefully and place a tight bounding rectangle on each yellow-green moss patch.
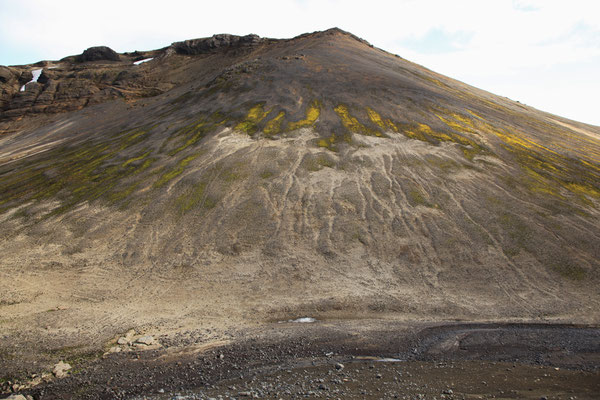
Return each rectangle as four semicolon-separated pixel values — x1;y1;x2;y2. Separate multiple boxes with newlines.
366;107;386;130
235;103;270;135
154;154;200;188
263;111;285;135
287;100;321;131
334;104;382;137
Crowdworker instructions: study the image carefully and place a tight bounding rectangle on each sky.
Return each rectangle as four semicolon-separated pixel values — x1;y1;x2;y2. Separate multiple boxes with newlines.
1;0;599;126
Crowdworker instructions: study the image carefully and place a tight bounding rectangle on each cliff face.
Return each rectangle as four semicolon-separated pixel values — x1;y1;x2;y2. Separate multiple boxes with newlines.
0;29;599;350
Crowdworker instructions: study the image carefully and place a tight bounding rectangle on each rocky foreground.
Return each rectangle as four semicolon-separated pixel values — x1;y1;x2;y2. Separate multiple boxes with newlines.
2;321;598;399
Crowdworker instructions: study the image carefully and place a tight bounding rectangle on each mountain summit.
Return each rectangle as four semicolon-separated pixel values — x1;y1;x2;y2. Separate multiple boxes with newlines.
0;29;599;364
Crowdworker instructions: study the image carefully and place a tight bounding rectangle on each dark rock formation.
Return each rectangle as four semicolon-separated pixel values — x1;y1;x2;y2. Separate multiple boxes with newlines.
171;34;261;55
37;69;51;85
0;66;13;83
0;66;20;110
18;70;33;85
77;46;120;62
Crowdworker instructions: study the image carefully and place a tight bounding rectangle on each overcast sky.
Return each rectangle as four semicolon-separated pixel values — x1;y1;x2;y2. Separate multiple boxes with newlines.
1;0;598;126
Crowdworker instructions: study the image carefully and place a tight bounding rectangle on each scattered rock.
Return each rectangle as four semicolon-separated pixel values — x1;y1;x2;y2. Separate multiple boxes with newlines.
28;375;42;387
335;362;344;370
443;388;454;394
108;346;122;353
52;361;71;378
135;335;155;345
117;337;129;345
3;395;28;400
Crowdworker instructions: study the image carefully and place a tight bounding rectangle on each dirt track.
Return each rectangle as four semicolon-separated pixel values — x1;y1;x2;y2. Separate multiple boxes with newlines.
5;321;597;399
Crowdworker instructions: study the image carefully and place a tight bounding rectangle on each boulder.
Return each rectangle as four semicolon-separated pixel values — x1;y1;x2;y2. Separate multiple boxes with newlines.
52;361;71;378
77;46;120;62
3;395;28;400
135;335;155;345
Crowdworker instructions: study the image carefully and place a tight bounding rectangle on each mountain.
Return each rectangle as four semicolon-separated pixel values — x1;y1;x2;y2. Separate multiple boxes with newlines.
1;28;599;362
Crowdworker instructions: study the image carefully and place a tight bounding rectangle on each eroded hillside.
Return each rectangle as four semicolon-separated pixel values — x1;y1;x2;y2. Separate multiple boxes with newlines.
1;29;599;367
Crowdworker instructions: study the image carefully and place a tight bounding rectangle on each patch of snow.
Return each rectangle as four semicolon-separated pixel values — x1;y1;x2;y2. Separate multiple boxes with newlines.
277;316;317;324
20;68;43;92
31;68;43;82
377;358;404;362
133;58;153;65
289;317;316;323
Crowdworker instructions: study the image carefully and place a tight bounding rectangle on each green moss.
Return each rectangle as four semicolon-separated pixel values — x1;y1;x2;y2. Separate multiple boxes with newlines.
287;100;321;131
398;120;486;161
121;150;151;168
222;168;242;183
164;112;227;156
108;182;141;204
264;111;285;135
497;212;534;257
437;110;600;206
549;258;586;280
495;130;600;207
168;122;207;156
304;153;336;171
176;181;208;213
235;120;259;135
406;184;433;208
172;162;246;215
317;139;329;148
154;154;200;188
235;103;270;135
366;107;387;130
260;170;275;179
334;104;382;137
0;124;164;217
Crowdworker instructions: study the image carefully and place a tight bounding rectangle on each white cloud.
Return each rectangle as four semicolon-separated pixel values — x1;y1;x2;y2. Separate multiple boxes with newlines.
0;0;598;125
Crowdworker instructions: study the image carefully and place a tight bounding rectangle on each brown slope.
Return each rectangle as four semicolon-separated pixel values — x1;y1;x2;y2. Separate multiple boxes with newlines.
0;28;599;377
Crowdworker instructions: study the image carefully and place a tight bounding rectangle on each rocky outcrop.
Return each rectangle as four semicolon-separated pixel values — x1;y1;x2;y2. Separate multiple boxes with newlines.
171;34;261;55
0;34;267;122
0;66;14;83
76;46;120;62
0;66;20;110
0;57;156;121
